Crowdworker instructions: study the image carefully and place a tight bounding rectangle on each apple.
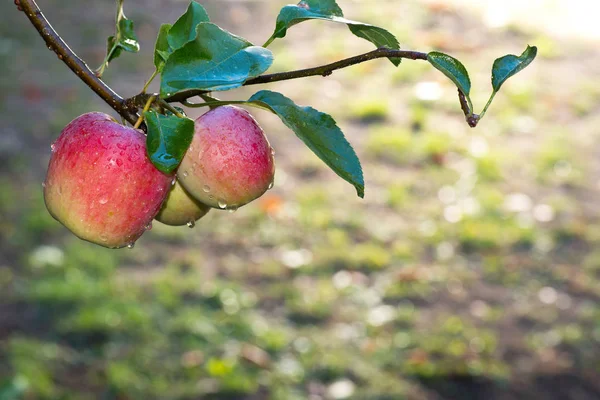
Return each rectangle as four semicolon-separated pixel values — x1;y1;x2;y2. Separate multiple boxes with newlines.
44;112;173;248
178;106;275;210
155;179;210;226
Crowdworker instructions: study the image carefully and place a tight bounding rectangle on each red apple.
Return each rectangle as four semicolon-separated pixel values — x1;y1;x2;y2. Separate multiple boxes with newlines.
155;179;210;226
44;112;173;248
178;106;275;210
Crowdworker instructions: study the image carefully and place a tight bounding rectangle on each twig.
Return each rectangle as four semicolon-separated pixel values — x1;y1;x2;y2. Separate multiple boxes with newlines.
19;0;139;126
165;48;428;103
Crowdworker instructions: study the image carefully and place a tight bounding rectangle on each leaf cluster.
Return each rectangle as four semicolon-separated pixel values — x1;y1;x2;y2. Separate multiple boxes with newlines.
105;0;536;198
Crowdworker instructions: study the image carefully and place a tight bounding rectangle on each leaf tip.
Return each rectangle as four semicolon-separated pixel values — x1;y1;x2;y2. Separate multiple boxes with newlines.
356;185;365;199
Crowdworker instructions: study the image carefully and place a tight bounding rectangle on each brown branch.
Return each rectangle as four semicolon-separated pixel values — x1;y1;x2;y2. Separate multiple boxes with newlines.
18;0;474;129
165;48;428;103
19;0;139;125
457;89;479;128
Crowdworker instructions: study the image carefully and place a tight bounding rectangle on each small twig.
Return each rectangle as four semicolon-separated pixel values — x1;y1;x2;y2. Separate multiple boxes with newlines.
142;69;159;94
165;48;428;103
19;0;139;126
158;100;185;118
458;89;471;116
458;89;479;128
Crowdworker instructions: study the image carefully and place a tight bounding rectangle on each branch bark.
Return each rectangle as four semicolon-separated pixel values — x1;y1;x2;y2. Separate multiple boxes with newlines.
19;0;139;125
165;48;428;103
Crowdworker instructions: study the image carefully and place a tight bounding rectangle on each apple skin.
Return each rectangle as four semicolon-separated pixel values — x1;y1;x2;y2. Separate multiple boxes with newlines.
155;180;210;226
44;112;173;248
178;106;275;209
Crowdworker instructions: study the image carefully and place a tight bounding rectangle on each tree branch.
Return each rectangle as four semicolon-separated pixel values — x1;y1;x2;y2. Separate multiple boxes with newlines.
165;48;428;103
19;0;139;125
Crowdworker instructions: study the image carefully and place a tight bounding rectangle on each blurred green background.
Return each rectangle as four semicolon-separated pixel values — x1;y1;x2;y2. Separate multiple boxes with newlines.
2;0;600;399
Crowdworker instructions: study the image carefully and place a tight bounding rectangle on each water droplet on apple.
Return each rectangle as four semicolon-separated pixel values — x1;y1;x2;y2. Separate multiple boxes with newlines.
192;162;197;171
145;222;152;231
268;181;274;190
187;220;195;228
182;171;189;178
218;198;227;209
41;182;46;188
127;243;135;249
99;197;108;205
271;148;276;157
171;178;176;186
100;235;108;242
209;195;215;201
228;206;238;213
203;185;210;193
50;143;56;152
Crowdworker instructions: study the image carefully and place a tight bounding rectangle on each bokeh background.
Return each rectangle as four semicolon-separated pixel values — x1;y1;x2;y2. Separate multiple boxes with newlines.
2;0;600;399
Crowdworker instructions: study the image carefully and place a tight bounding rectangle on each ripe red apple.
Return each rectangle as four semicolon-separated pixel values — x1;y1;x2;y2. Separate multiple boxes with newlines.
155;180;210;226
178;106;275;210
44;112;173;248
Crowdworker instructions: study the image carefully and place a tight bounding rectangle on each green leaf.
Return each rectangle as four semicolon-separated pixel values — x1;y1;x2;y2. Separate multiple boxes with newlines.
492;45;537;92
160;23;273;97
248;90;364;198
144;110;195;174
153;2;211;74
105;0;139;64
154;24;172;72
427;51;471;96
266;0;400;66
167;1;210;51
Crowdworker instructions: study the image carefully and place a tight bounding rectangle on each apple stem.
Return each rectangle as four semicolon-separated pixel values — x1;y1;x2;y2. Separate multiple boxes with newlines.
133;95;156;129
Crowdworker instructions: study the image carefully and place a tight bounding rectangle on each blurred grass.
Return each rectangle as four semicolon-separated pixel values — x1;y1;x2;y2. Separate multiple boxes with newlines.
2;0;600;399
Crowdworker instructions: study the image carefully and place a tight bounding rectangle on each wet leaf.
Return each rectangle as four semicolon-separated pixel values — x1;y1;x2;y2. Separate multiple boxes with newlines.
266;0;400;65
144;110;195;174
160;23;273;97
248;90;364;197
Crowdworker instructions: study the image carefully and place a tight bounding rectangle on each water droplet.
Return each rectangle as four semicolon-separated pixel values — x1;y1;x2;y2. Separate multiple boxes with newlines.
50;143;56;152
47;45;52;50
182;171;189;178
209;195;215;200
271;148;276;157
228;206;238;214
171;178;176;186
127;243;135;249
99;197;108;205
192;162;197;171
218;199;227;209
187;220;196;228
100;235;108;242
268;181;274;190
202;185;210;193
41;182;46;188
145;222;152;231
